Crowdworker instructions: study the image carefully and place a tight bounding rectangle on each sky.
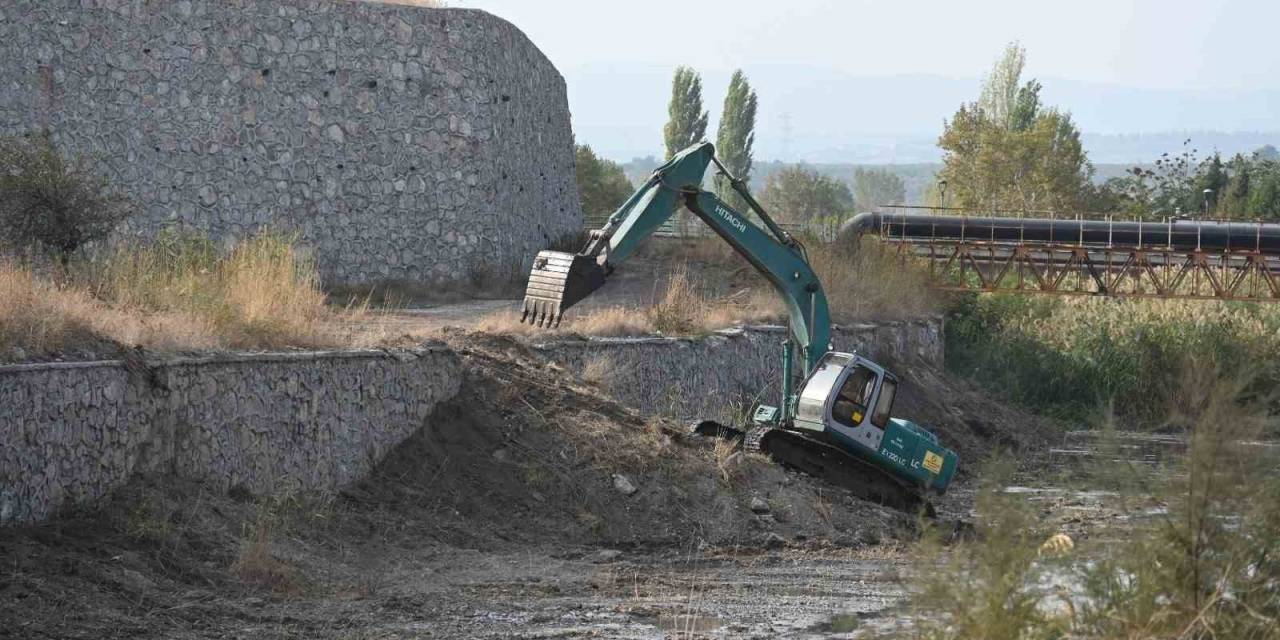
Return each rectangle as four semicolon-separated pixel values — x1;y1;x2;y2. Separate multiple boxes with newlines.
452;0;1280;162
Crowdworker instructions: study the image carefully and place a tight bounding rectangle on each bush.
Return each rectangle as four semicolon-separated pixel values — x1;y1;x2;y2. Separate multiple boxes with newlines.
947;294;1280;426
0;133;130;262
909;364;1280;639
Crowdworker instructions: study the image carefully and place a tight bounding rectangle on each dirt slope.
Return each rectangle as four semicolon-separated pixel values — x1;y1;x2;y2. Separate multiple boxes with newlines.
2;335;924;639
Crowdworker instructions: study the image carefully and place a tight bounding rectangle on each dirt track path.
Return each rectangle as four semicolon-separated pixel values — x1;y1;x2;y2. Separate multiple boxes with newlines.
405;548;908;639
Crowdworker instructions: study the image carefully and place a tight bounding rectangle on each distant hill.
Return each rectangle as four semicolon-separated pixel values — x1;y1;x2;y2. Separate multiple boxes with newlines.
568;62;1279;164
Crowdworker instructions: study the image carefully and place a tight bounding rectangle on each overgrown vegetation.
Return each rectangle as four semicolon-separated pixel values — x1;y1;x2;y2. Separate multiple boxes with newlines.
947;293;1280;425
910;363;1280;639
937;42;1094;213
575;144;634;219
0;133;130;262
0;231;368;360
811;236;943;322
757;164;855;224
1106;140;1280;218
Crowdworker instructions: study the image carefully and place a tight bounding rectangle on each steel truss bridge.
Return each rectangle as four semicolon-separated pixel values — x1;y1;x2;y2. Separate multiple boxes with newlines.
857;207;1280;302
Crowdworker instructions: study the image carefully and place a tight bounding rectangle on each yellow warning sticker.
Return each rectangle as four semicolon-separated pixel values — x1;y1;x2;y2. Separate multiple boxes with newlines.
923;451;944;474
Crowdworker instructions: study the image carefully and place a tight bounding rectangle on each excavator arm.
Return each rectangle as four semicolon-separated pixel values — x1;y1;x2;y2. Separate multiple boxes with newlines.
521;141;831;373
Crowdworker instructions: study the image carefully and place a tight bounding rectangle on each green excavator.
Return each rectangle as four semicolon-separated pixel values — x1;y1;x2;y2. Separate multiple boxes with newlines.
520;142;958;511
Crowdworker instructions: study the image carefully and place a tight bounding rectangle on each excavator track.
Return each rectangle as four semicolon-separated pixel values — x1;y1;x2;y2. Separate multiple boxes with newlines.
693;421;932;515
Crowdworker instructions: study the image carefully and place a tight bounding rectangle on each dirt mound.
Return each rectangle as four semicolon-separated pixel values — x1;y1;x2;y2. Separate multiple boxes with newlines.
888;359;1063;471
355;333;909;550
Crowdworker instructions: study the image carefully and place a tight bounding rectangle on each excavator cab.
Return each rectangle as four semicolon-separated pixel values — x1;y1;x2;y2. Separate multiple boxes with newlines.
785;352;958;494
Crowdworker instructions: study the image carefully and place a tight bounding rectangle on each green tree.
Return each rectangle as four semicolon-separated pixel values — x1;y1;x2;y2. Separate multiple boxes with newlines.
574;144;633;219
0;133;130;263
663;67;708;160
714;70;758;211
757;165;853;224
1248;170;1280;218
1010;79;1041;132
937;45;1093;213
978;41;1026;131
1196;153;1228;214
1223;153;1252;216
852;168;906;210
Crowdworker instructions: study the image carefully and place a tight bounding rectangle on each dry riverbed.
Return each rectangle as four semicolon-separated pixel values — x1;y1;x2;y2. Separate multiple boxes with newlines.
3;334;1067;639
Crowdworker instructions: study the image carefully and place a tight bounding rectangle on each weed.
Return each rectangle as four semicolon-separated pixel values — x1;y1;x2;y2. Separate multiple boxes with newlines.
0;230;371;360
712;438;742;485
648;263;706;335
0;132;130;262
909;362;1280;639
230;495;300;592
810;235;943;322
579;354;614;386
948;292;1280;426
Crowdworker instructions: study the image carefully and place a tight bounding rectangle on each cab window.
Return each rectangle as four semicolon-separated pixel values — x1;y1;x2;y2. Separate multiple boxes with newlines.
870;378;897;428
831;365;877;429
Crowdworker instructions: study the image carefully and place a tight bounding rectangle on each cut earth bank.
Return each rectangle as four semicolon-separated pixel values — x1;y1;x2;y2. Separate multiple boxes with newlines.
1;323;1061;638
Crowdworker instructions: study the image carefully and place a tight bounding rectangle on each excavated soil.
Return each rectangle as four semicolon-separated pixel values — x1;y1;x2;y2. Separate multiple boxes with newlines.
1;335;1057;638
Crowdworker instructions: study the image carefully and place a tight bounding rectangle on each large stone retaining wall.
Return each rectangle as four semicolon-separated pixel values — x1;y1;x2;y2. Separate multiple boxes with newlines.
535;319;944;420
0;348;460;525
0;319;941;526
0;0;581;285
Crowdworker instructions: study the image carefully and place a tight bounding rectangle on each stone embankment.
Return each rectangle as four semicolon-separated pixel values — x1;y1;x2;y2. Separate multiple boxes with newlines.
0;0;581;285
0;319;941;526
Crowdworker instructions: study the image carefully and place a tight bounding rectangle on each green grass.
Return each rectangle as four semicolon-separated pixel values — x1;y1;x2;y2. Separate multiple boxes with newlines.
946;293;1280;427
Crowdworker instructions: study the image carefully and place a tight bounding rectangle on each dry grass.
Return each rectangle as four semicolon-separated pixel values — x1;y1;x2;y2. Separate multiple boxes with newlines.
86;232;346;349
230;529;295;591
0;261;102;356
579;354;614;386
474;234;939;341
476;264;783;339
712;438;743;485
230;510;296;592
810;236;943;322
0;232;371;361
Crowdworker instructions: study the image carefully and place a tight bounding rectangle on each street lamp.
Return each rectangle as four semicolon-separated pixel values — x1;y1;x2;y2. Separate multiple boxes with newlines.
1203;188;1214;218
937;179;948;210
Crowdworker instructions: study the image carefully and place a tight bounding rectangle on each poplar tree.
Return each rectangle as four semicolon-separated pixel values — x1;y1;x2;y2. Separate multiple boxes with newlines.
714;70;758;210
662;67;708;160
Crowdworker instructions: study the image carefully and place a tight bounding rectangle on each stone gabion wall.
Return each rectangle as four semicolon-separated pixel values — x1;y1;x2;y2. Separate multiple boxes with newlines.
0;0;581;285
0;321;939;526
535;319;945;420
0;348;461;525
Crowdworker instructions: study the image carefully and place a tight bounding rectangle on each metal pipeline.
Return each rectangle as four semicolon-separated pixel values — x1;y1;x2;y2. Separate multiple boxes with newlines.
844;211;1280;254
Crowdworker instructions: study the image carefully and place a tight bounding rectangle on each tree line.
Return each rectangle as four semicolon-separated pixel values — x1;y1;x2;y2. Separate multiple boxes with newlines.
937;41;1280;219
575;42;1279;227
574;67;905;225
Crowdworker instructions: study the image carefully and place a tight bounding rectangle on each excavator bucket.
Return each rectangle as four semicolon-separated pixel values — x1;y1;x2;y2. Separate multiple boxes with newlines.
520;251;607;327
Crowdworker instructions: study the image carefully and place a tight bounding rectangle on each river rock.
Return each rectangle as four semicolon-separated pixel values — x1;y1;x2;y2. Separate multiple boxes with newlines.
612;474;637;496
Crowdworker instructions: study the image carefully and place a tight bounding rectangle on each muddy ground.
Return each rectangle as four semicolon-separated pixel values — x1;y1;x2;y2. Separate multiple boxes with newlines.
1;331;1068;639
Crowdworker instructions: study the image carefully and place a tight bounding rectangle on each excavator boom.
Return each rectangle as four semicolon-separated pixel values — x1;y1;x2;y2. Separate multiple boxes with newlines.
519;142;958;512
521;142;830;372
